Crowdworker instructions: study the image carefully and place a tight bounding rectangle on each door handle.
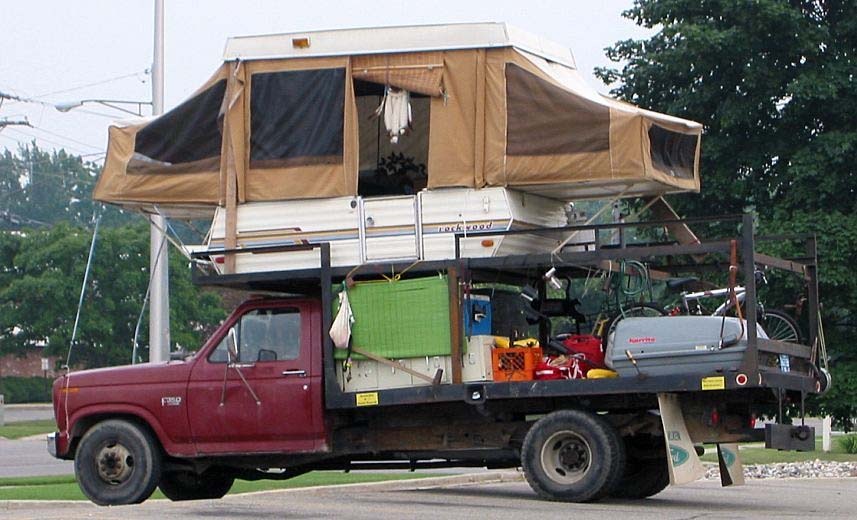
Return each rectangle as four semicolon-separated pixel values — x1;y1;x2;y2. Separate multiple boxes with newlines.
282;369;307;377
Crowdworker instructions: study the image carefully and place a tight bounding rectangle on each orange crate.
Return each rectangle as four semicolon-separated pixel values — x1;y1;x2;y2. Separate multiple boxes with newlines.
491;347;543;382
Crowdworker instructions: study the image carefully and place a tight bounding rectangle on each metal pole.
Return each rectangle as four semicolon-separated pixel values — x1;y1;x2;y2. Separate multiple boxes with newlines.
149;0;170;363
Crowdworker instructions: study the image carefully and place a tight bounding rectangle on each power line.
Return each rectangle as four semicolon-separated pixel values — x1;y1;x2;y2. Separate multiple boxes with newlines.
30;69;150;100
29;126;102;152
3;127;97;156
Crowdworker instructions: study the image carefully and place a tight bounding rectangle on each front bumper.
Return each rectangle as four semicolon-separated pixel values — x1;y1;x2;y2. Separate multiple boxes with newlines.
46;431;71;459
46;432;58;458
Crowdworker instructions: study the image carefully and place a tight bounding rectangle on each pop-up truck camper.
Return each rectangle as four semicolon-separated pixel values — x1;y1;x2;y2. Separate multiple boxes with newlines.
93;22;701;272
49;24;827;507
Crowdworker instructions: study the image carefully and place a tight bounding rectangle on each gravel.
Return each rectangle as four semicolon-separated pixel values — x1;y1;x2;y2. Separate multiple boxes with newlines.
704;460;857;480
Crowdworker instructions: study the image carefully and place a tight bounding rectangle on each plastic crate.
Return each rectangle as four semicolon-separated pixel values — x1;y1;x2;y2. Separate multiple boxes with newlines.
491;346;543;382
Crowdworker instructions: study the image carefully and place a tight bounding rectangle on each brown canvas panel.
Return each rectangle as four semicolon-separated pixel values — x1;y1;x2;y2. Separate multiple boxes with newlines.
483;48;509;187
245;164;351;200
127;156;221;175
352;52;444;97
505;63;610;156
608;108;645;181
95;65;229;205
427;50;479;189
505;152;612;185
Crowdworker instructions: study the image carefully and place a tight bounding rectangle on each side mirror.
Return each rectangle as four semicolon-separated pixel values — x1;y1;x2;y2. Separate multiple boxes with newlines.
226;327;239;363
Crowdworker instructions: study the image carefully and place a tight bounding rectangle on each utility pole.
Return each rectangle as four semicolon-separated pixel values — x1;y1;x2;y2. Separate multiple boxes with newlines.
149;0;170;363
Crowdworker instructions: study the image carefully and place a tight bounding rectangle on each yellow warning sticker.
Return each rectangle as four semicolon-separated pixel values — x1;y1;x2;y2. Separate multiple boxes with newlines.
701;376;726;391
355;392;379;407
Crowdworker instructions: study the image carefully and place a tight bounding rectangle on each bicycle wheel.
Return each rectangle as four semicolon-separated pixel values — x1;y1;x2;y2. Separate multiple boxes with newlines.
602;304;665;348
760;309;802;343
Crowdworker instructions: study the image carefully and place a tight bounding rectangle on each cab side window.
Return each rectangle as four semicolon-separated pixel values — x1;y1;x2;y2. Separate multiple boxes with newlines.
208;308;301;363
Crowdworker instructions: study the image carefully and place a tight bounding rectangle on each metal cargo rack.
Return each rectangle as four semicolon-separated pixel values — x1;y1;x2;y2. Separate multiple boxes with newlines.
192;213;824;414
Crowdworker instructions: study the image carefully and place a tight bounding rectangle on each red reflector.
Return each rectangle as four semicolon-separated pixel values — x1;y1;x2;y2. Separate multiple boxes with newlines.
710;408;720;426
214;256;225;264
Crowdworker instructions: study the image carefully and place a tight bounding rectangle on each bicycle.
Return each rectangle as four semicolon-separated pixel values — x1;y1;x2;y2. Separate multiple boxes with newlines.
666;269;803;344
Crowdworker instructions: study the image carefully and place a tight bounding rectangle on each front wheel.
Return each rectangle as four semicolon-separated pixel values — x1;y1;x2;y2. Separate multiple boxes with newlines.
521;409;625;502
74;419;162;506
159;470;235;501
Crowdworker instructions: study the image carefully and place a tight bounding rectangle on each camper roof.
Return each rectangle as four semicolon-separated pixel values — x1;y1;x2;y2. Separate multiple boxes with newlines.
223;22;577;69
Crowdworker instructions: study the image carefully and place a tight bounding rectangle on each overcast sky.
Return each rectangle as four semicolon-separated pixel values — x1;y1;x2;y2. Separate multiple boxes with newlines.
0;0;651;161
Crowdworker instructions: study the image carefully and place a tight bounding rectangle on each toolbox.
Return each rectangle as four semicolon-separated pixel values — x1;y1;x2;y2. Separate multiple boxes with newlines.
606;316;767;377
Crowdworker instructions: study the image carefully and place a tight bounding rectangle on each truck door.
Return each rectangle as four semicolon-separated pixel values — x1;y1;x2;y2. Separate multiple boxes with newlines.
187;302;324;454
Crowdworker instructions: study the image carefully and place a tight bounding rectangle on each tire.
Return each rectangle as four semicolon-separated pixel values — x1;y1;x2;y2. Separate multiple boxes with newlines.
74;419;162;506
521;409;625;502
159;470;235;501
760;309;802;343
611;454;669;499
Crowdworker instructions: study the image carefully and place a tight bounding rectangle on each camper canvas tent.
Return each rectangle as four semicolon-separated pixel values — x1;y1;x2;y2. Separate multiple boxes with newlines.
94;23;702;213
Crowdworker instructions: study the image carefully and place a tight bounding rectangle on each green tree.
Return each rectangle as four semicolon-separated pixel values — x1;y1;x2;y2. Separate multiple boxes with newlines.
598;0;857;426
0;143;132;229
0;223;225;368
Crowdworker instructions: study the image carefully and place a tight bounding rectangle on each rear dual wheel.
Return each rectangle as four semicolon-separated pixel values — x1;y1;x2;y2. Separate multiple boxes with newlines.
159;470;235;501
521;410;625;502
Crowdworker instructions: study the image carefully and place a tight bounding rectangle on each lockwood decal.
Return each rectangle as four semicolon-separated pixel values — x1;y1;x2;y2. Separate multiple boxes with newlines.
436;221;496;233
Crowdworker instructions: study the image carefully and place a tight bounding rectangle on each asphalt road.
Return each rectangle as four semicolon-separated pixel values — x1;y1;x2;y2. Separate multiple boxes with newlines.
1;404;54;424
2;475;855;519
0;437;73;478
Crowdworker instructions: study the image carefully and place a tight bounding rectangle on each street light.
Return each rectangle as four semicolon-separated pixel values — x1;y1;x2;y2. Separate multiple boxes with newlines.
54;99;152;116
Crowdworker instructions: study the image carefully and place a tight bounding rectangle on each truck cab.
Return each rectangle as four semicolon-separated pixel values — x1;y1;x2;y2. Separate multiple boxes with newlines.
50;298;329;504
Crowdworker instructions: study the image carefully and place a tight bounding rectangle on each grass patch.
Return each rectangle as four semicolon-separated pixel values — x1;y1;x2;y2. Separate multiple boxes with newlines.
700;438;857;464
0;419;56;440
0;471;442;501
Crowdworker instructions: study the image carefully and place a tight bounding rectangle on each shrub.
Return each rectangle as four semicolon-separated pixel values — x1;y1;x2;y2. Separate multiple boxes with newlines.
838;434;857;454
0;376;52;404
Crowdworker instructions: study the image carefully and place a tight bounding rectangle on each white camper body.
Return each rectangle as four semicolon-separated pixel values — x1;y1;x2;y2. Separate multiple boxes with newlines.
206;187;593;273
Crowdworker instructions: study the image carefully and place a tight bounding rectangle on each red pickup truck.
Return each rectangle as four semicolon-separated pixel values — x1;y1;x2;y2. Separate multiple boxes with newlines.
48;218;825;506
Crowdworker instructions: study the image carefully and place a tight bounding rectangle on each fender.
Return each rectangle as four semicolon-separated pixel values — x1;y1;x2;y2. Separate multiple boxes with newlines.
67;403;197;458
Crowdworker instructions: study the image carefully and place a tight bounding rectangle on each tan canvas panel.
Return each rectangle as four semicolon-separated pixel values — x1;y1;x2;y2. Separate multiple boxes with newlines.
505;63;610;156
426;50;479;189
94;65;230;204
245;164;352;200
483;48;509;187
352;51;444;96
608;108;646;180
242;56;357;200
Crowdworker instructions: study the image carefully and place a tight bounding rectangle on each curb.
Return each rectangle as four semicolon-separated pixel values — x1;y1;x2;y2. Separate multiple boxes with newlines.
227;470;525;500
0;471;525;508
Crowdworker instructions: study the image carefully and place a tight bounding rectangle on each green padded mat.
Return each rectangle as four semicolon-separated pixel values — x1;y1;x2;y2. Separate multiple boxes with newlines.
333;276;451;360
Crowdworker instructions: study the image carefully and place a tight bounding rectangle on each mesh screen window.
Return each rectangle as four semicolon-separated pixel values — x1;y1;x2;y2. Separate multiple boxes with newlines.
648;124;697;179
133;80;226;165
250;68;345;167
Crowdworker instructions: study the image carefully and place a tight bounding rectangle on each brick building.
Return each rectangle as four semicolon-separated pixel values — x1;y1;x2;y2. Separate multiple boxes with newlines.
0;347;60;378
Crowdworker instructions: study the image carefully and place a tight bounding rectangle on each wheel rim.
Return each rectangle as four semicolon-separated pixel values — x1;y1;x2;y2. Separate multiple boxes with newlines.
762;314;799;342
540;430;592;485
95;441;135;485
